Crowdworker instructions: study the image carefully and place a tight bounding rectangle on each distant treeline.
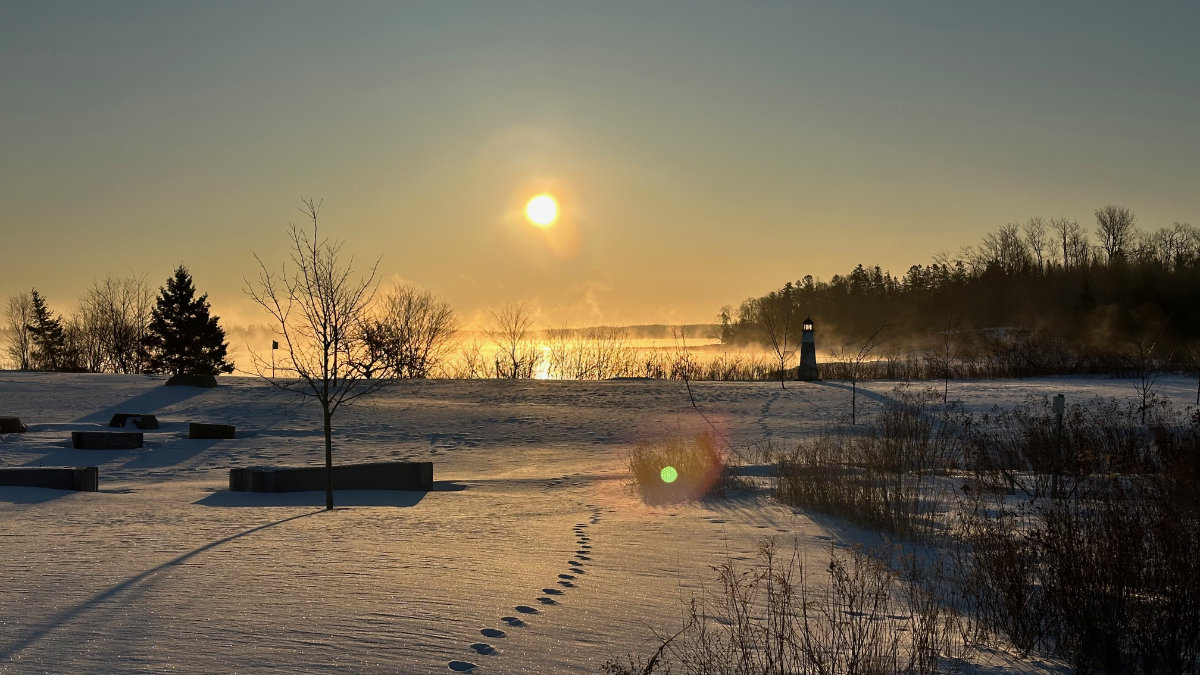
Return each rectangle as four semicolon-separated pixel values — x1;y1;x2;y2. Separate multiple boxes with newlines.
723;207;1200;374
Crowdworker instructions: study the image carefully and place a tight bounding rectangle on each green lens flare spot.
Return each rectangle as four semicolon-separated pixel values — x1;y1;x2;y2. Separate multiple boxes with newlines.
660;466;678;484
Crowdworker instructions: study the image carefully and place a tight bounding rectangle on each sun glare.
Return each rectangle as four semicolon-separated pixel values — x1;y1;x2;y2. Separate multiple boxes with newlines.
525;194;558;227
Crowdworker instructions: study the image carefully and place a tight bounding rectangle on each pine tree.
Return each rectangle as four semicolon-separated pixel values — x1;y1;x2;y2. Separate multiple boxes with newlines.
27;289;66;371
143;266;233;377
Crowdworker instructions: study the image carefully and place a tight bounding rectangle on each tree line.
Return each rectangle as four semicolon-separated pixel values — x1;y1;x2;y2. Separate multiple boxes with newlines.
4;267;234;377
725;205;1200;375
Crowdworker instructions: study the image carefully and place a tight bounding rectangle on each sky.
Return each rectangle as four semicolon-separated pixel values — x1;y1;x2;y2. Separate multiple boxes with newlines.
2;1;1198;330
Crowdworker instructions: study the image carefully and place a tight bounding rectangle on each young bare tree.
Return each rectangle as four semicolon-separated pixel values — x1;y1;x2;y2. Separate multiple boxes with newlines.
245;199;393;510
1125;334;1164;425
833;325;887;425
4;292;34;370
487;302;538;378
756;286;796;389
932;315;961;404
363;283;458;378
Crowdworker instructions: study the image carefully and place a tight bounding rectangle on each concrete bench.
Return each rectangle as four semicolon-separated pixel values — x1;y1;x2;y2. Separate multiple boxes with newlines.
229;461;433;493
189;423;236;439
108;414;159;430
0;417;26;433
0;466;98;491
72;431;144;450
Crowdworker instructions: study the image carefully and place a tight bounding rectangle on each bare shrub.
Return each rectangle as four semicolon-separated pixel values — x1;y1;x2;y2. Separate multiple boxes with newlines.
604;540;970;674
777;386;961;538
545;326;637;380
955;476;1200;674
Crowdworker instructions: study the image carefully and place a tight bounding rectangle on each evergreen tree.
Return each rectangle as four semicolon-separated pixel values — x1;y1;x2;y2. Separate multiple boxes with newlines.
143;266;233;376
27;289;66;371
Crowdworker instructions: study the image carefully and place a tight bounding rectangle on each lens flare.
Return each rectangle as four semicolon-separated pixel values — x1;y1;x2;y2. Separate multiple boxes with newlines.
660;466;678;484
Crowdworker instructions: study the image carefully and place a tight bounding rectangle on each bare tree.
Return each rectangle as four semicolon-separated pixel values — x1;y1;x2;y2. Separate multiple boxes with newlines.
244;199;393;510
487;303;538;378
4;292;34;370
756;286;796;389
1124;334;1164;425
833;325;888;425
1023;217;1047;269
979;223;1032;274
363;283;458;378
1051;217;1089;271
76;273;153;373
1095;205;1136;264
932;315;961;404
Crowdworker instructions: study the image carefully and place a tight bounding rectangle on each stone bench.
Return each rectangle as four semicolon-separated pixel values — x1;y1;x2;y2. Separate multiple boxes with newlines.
72;431;144;450
189;423;236;439
0;417;26;433
108;414;159;430
229;461;433;493
0;466;99;491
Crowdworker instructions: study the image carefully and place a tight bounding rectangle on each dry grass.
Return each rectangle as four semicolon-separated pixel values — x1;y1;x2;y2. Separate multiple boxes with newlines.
624;431;726;505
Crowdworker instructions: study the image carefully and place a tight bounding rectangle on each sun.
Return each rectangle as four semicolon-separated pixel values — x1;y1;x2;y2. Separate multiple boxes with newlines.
525;194;558;227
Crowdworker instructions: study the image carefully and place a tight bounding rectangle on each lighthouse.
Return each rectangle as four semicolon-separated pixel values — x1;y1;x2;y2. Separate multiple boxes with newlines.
797;316;819;381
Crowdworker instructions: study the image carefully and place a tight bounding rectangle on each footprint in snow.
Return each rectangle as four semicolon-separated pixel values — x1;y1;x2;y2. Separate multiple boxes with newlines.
470;643;497;655
537;597;557;605
558;580;575;588
481;628;506;638
515;605;540;614
501;616;526;627
558;573;575;580
448;661;476;672
542;588;564;595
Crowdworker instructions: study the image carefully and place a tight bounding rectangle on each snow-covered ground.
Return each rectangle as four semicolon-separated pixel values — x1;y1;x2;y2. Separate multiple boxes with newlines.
1;372;1195;674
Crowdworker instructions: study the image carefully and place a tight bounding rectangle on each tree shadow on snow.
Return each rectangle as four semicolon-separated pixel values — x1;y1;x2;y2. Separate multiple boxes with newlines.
810;380;894;406
0;509;321;663
118;437;226;470
73;384;210;426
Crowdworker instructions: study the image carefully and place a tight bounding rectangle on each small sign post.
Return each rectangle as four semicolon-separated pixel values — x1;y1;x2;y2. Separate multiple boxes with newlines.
271;340;279;378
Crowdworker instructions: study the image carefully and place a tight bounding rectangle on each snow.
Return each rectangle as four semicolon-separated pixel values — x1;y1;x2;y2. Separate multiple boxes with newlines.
1;372;1195;673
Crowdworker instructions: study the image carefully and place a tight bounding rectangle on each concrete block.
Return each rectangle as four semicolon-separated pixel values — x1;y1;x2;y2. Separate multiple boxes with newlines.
0;466;98;491
108;414;159;430
0;417;26;433
229;461;433;493
166;374;218;388
189;423;236;439
72;431;144;450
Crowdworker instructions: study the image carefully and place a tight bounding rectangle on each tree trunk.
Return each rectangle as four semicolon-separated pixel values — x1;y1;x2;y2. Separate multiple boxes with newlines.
851;379;857;425
323;406;334;510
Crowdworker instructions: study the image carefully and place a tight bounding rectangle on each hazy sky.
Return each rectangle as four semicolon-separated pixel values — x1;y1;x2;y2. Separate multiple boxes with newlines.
3;1;1198;329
